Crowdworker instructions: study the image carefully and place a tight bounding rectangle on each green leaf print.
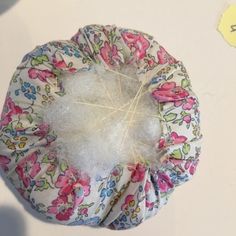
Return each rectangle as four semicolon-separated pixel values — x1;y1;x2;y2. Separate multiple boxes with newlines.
31;55;49;66
26;114;33;124
182;143;191;155
164;113;177;122
45;84;51;94
60;161;69;172
35;177;52;191
170;149;182;159
181;78;190;88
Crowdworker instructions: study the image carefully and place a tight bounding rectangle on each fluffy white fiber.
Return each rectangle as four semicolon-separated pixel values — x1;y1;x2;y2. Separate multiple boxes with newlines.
42;64;162;180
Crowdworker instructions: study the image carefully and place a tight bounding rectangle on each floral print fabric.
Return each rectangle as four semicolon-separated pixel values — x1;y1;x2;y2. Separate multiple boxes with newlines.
0;24;202;230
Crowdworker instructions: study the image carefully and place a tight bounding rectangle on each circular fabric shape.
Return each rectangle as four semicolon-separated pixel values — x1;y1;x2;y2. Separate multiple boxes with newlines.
0;24;202;230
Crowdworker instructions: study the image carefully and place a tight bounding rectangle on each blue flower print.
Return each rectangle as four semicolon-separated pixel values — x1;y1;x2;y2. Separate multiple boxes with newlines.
120;215;127;222
100;179;116;201
68;216;101;226
20;82;36;100
21;43;50;63
63;45;80;58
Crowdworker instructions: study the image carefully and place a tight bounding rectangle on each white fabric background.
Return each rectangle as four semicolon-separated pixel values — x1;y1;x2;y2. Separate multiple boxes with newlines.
0;0;235;235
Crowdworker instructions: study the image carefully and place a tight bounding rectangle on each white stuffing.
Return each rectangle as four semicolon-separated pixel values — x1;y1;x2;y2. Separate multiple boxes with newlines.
42;64;162;180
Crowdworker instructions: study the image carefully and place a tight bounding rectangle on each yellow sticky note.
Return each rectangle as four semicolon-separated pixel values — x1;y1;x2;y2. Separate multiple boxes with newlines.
218;5;236;47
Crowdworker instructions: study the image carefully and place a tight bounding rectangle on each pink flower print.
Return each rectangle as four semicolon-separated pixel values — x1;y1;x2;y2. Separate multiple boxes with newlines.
157;46;177;65
169;158;184;166
52;58;67;69
144;182;155;210
100;41;121;66
28;68;56;83
111;166;121;177
121;32;150;60
182;97;196;110
0;96;27;128
47;195;74;221
157;172;174;192
5;96;24;115
174;97;196;110
79;207;88;216
128;163;146;182
121;194;135;211
152;82;189;102
15;151;41;188
33;122;50;140
0;114;12;128
184;159;199;175
52;58;77;73
144;180;151;193
146;200;154;209
55;167;91;206
183;114;191;123
0;155;11;172
144;56;158;71
157;138;166;149
170;132;187;144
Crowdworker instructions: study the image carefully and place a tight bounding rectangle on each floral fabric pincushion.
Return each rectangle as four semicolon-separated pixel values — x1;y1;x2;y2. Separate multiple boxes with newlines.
0;24;202;230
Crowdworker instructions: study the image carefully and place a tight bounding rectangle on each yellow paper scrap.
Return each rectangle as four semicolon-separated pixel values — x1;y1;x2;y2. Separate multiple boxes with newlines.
218;4;236;47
